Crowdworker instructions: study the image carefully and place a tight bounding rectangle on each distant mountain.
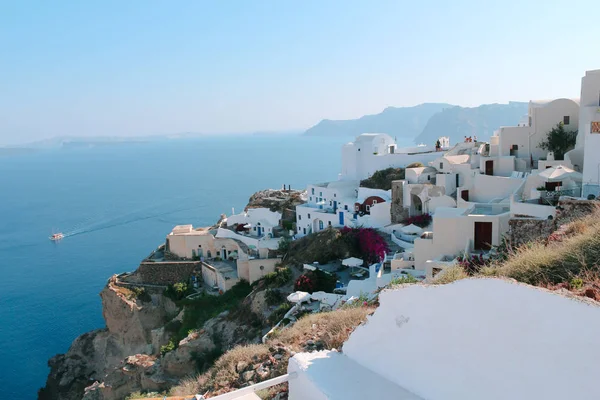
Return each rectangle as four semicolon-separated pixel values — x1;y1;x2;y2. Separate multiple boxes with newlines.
414;101;528;145
303;103;453;139
303;101;529;145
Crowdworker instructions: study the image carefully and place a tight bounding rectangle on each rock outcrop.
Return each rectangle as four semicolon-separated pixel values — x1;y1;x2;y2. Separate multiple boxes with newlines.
39;278;179;400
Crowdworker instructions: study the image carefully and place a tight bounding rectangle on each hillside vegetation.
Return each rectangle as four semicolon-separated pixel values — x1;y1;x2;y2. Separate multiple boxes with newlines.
359;167;405;190
435;205;600;300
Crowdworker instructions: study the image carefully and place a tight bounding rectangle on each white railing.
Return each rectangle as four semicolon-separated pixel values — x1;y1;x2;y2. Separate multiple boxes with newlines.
197;373;297;400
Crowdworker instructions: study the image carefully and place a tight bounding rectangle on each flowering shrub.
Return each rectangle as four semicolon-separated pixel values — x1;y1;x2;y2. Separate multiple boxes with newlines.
402;213;432;228
294;274;315;292
294;269;338;293
340;227;390;264
458;254;487;275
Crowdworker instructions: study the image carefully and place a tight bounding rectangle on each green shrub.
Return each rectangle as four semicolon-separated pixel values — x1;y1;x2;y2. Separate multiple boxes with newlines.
165;319;182;333
264;267;292;287
265;288;284;306
175;281;252;345
294;269;337;293
268;302;291;325
132;286;151;303
389;275;419;285
160;338;177;356
164;282;193;301
571;277;584;289
359;167;405;190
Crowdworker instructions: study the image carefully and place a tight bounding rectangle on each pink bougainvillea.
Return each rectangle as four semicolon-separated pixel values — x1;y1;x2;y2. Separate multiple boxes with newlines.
402;213;432;228
340;227;390;264
294;274;315;292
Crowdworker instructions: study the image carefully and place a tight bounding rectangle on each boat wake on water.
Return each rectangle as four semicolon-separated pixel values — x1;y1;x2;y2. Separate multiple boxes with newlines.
61;201;205;239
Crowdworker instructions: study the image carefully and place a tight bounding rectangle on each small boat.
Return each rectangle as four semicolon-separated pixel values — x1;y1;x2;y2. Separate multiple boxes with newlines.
50;233;64;241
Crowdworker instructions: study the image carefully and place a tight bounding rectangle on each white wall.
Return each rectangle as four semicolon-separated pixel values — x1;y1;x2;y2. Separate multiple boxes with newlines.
343;279;600;400
479;156;515;177
288;351;424;400
435;173;457;195
580;70;600;193
413;208;510;269
465;174;523;203
510;196;556;219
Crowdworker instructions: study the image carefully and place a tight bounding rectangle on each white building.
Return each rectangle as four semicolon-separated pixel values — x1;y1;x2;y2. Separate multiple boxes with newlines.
225;207;282;238
340;133;449;181
413;204;511;277
578;69;600;198
295;181;392;237
165;225;279;292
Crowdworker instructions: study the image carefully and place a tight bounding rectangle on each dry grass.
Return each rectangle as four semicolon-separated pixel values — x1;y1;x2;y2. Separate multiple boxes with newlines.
170;344;273;397
429;266;469;285
170;306;374;398
482;209;600;285
270;306;375;352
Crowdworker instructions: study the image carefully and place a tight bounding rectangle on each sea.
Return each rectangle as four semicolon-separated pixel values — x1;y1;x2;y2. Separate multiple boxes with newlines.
0;134;366;398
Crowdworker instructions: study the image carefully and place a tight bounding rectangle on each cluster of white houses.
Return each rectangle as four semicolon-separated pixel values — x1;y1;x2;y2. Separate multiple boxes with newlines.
295;68;600;283
163;69;600;293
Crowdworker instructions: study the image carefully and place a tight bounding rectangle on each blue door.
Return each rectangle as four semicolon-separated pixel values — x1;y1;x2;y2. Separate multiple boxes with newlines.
333;201;337;212
339;212;344;225
257;227;262;236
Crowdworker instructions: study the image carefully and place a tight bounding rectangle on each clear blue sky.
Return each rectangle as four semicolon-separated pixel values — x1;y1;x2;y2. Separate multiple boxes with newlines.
1;0;599;145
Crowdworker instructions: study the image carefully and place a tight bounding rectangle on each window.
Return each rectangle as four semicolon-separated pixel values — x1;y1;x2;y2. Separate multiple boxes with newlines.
303;228;306;234
260;265;264;270
427;175;430;180
563;116;570;125
439;162;443;169
591;122;600;134
355;205;360;211
328;221;332;226
329;201;332;206
334;193;336;197
311;188;314;195
320;192;322;196
299;215;301;220
319;198;322;202
253;227;256;231
308;213;311;218
319;221;324;230
358;148;361;151
310;197;312;201
529;116;532;126
373;200;377;204
366;205;371;212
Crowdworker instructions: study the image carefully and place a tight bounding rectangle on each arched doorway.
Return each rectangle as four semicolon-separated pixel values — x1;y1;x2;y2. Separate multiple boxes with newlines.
313;219;324;232
410;194;423;217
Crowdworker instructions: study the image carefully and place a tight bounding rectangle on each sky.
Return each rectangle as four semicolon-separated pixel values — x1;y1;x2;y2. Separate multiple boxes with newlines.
1;0;599;146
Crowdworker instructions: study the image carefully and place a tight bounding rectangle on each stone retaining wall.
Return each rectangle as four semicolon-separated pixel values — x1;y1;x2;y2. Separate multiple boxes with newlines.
509;218;556;248
509;199;598;247
135;261;200;285
556;198;600;224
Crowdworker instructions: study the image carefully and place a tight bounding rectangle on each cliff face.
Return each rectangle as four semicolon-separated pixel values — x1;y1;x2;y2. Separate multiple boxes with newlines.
40;279;267;400
39;279;179;400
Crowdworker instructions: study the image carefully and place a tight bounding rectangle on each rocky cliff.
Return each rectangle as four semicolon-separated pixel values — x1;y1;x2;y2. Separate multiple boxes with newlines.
40;277;272;399
39;278;179;400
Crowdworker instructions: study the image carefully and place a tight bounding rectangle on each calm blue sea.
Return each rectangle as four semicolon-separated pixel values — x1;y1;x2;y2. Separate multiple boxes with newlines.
0;135;353;398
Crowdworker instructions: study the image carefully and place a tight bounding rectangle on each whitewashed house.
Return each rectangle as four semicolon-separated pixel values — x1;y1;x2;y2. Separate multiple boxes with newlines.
295;181;392;237
480;98;580;176
165;225;280;292
413;205;511;278
340;133;450;181
225;207;282;238
578;69;600;198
